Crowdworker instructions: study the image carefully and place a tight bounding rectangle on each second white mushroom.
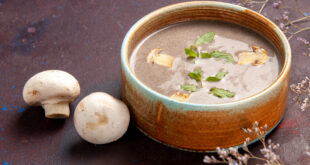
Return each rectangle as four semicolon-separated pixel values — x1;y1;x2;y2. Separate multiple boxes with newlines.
74;92;130;144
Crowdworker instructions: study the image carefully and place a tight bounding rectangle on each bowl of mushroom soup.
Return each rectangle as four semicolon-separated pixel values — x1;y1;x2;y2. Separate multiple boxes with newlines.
121;1;291;151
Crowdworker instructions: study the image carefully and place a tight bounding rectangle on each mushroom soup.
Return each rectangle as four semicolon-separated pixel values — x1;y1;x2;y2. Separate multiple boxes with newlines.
129;21;282;104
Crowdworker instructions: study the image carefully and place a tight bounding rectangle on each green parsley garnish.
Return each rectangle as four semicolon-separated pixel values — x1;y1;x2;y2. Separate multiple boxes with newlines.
206;71;227;82
195;32;215;45
181;84;197;92
185;47;197;58
210;51;235;63
201;52;212;58
209;88;235;98
188;69;202;81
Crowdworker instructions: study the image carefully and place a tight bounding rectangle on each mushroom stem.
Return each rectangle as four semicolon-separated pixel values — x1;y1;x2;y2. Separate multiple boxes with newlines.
43;103;70;119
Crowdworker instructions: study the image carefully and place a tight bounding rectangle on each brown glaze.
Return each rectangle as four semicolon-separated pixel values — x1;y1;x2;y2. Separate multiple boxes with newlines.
122;71;289;150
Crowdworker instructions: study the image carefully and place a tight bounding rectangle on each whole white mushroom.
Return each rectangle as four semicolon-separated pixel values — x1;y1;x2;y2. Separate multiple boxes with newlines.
23;70;80;119
74;92;130;144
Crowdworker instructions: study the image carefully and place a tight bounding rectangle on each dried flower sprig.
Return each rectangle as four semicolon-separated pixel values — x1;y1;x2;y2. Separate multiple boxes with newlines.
277;11;291;33
297;37;310;56
273;1;310;40
287;27;310;41
272;0;282;9
233;0;269;13
233;0;256;9
203;122;283;165
290;76;310;111
258;0;269;14
285;16;310;27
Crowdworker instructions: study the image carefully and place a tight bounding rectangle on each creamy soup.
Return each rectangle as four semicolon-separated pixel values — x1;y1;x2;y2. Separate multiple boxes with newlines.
129;21;282;104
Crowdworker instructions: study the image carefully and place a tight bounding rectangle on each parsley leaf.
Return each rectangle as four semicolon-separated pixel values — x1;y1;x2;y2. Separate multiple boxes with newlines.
201;52;212;58
188;69;202;81
209;88;235;98
211;51;235;63
181;84;197;92
195;32;215;45
206;71;227;82
185;47;197;58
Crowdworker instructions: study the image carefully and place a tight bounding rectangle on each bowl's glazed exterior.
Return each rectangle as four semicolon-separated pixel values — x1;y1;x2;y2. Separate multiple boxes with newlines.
121;1;291;152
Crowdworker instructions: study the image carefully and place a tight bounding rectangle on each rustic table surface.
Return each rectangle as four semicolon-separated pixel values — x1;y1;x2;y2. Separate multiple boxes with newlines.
1;0;310;164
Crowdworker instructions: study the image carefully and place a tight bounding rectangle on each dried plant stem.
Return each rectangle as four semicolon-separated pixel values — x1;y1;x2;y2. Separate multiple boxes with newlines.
258;0;269;14
295;0;306;16
243;149;267;162
250;0;265;4
243;149;255;157
204;122;283;165
291;23;302;30
261;137;267;148
288;27;310;40
279;5;305;17
249;156;269;162
279;158;285;165
285;16;310;26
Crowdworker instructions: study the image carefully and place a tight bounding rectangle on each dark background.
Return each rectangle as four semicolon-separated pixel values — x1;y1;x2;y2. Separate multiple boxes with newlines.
1;0;310;164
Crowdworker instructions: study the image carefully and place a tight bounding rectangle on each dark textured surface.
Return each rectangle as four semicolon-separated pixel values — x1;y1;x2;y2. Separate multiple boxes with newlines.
0;0;310;164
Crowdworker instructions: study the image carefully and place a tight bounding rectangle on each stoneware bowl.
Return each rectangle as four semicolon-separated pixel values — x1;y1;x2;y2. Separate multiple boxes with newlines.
121;1;291;152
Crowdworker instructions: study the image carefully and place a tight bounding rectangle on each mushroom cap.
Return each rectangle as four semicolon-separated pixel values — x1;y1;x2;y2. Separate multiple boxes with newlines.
74;92;130;144
23;70;80;106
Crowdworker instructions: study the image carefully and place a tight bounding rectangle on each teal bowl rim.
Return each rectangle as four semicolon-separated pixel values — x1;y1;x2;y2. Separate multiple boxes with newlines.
121;1;291;110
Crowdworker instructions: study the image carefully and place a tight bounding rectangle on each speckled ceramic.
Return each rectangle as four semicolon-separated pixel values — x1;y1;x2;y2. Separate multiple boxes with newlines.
121;1;291;152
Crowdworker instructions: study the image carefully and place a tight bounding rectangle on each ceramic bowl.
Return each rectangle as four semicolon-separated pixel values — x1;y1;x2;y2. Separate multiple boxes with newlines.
121;1;291;152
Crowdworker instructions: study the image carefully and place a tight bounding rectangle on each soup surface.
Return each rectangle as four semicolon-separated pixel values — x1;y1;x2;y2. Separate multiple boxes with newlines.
129;21;282;104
